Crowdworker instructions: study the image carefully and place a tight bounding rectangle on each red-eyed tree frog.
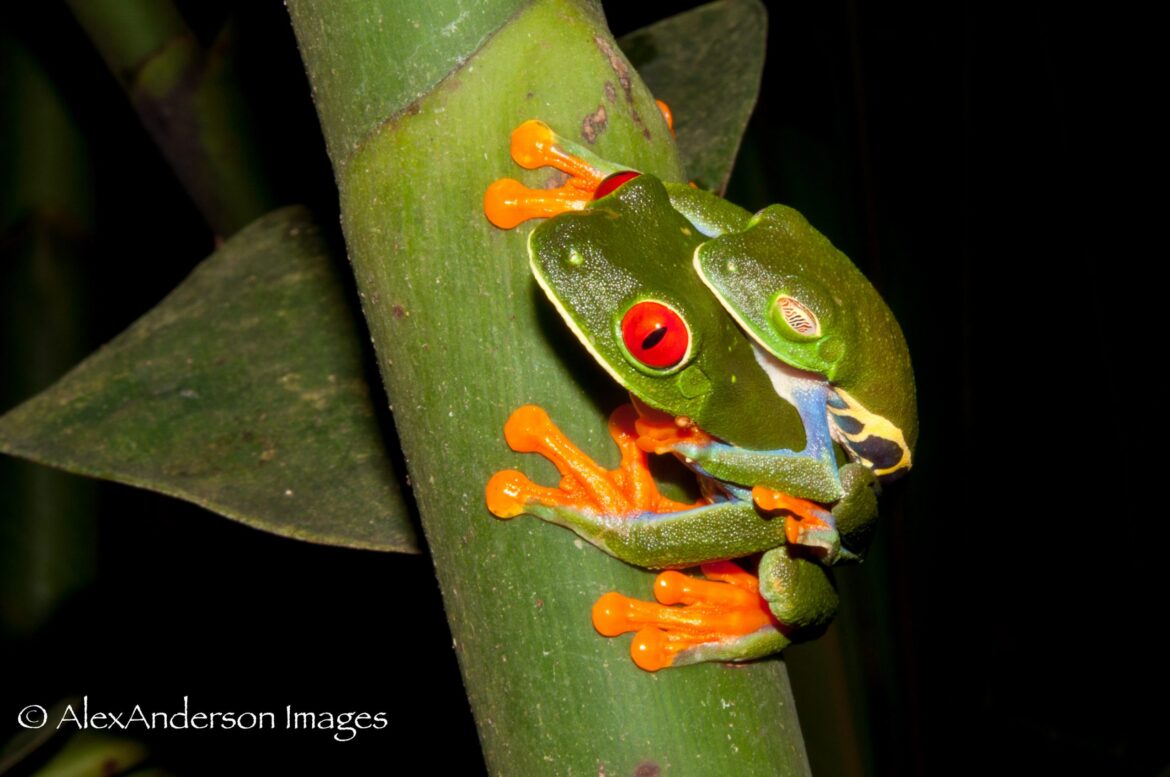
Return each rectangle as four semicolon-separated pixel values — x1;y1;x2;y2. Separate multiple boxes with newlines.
482;118;914;670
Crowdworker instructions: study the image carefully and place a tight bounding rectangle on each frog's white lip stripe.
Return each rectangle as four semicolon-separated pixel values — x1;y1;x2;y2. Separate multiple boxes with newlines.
527;229;628;390
692;247;759;345
527;227;695;389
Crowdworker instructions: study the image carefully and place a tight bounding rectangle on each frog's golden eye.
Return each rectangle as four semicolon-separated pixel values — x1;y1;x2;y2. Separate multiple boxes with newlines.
621;300;690;369
774;295;820;337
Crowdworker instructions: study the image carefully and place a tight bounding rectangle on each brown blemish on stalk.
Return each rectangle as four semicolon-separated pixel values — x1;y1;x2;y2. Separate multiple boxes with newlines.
604;81;616;103
633;762;661;777
593;36;650;139
581;105;607;143
594;37;630;97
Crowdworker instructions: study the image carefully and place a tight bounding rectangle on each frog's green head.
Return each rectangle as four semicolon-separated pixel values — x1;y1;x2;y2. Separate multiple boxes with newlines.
694;205;918;465
527;176;803;451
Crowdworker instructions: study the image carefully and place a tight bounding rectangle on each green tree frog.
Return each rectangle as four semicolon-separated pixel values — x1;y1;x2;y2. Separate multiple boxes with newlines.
482;118;914;670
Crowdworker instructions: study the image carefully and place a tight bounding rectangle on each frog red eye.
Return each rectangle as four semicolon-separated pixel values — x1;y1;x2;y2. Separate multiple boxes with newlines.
775;295;820;337
594;171;641;200
621;301;690;369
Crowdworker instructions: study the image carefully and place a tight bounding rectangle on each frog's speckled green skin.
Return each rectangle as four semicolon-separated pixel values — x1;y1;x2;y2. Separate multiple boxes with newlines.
694;205;917;479
528;176;803;453
510;176;877;664
501;152;914;666
529;175;910;506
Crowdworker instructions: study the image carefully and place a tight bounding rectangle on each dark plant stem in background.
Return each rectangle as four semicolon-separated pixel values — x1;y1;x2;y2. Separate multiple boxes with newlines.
0;38;96;640
67;0;275;237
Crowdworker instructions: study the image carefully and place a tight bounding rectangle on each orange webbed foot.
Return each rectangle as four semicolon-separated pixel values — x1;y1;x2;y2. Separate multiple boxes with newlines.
483;178;591;229
484;120;634;229
485;404;700;521
629;395;713;455
754;486;841;559
592;561;777;671
509;120;607;184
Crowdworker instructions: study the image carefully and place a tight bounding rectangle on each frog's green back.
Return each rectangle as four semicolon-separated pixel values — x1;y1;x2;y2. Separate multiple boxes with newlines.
527;176;806;452
696;205;918;451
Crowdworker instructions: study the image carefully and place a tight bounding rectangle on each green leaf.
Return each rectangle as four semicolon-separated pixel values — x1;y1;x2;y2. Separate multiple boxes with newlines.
619;0;767;192
0;207;418;553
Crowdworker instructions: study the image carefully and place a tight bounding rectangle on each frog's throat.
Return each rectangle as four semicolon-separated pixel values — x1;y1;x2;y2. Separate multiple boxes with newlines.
749;342;828;404
751;342;912;480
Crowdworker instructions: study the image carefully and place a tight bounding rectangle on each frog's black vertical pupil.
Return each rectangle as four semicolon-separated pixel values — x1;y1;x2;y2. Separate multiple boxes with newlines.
641;326;668;350
621;300;689;369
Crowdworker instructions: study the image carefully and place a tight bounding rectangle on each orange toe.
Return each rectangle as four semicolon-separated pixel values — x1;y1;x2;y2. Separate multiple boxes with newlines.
485;470;531;518
631;627;676;671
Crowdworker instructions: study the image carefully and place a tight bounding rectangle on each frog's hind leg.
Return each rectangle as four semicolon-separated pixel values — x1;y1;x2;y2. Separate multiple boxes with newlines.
593;561;785;671
593;549;838;671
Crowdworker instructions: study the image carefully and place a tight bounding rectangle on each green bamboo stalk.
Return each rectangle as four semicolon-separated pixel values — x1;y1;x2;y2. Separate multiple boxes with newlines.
66;0;274;236
287;1;811;773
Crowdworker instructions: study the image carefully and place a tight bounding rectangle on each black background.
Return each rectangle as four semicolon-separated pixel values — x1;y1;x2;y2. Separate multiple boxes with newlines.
1;2;1162;775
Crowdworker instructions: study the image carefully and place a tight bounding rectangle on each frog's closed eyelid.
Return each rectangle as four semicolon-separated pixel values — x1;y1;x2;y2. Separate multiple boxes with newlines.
774;296;820;337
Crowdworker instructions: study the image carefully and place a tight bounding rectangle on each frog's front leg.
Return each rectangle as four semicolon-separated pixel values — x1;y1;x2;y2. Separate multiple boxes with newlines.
632;359;846;505
487;404;694;520
487;405;794;569
593;548;838;671
630;368;851;561
628;392;879;564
